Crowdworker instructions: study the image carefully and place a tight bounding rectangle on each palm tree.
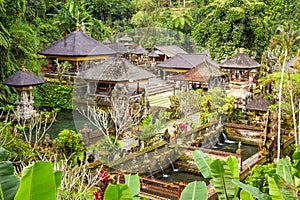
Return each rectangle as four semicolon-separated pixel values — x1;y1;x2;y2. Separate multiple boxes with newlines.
270;27;300;161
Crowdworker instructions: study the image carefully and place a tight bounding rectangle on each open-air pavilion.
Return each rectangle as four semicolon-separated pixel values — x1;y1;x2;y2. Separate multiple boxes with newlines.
157;53;216;80
154;45;188;62
78;57;155;105
170;60;223;94
220;51;261;108
3;66;44;119
38;28;116;73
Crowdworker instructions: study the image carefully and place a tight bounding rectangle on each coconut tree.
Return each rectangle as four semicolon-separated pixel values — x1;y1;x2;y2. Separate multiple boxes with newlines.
270;27;300;160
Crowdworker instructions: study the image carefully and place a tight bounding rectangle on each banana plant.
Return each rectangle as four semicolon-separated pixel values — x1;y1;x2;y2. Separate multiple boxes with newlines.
233;145;300;200
0;147;19;200
188;149;240;200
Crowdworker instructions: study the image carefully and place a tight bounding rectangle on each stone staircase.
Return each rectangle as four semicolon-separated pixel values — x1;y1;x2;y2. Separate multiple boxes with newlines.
148;92;172;108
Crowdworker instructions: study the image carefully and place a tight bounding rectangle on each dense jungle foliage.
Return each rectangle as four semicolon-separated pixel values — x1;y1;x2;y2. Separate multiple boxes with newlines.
0;0;299;106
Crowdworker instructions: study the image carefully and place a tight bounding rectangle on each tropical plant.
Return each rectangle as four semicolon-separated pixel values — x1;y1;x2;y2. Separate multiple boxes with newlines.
233;145;300;199
269;27;300;160
0;147;19;200
0;147;62;200
14;161;62;200
53;129;85;161
192;0;269;61
180;181;207;200
181;149;240;200
244;163;276;194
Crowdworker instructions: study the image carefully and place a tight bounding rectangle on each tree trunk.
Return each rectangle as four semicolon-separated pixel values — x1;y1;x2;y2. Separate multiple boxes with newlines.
277;50;288;161
289;86;297;145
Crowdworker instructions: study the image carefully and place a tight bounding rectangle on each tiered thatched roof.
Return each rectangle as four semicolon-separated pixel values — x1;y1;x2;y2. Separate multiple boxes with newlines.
220;53;260;69
158;53;217;69
3;66;44;87
79;57;154;82
38;30;116;58
171;60;220;82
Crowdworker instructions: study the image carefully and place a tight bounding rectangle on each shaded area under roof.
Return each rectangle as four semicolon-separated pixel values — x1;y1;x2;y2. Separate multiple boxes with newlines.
38;30;116;57
245;97;270;112
79;57;155;82
158;53;218;69
3;67;44;87
108;43;130;54
220;53;260;69
154;46;188;57
171;60;221;82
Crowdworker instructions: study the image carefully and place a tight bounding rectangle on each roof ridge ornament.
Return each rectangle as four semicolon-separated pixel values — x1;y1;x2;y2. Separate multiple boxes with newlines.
21;65;26;71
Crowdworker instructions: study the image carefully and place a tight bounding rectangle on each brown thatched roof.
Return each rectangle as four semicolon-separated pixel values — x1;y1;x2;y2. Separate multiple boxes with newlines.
79;57;154;82
245;97;270;112
220;53;260;69
154;46;187;57
3;66;44;87
158;53;217;69
131;47;148;55
38;30;116;57
171;60;221;82
108;43;130;54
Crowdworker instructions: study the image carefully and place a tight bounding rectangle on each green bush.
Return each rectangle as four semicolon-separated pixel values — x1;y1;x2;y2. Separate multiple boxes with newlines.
33;83;73;109
53;129;85;160
245;163;276;194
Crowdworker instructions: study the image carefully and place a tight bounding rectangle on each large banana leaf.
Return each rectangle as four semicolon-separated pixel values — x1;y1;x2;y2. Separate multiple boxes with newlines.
210;159;235;200
124;174;140;196
192;150;212;179
180;181;207;200
270;174;297;200
232;180;271;200
0;147;19;200
268;176;284;200
240;190;255;200
103;184;133;200
225;156;239;198
14;161;62;200
276;158;293;185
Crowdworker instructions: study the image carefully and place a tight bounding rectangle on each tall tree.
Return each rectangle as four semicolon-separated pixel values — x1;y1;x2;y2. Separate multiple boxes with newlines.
192;0;269;61
270;27;300;160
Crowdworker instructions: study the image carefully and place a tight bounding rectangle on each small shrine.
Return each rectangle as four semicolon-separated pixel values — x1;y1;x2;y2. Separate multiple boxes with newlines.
3;66;44;119
220;50;261;109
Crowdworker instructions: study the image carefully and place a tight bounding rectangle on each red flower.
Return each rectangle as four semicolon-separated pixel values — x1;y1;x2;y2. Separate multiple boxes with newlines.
94;191;102;200
98;169;110;182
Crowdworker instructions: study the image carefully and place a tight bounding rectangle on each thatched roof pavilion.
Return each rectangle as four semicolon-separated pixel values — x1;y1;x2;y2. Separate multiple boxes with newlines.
154;45;187;61
157;53;216;80
79;57;154;99
80;57;154;82
170;60;223;93
220;53;261;70
38;28;116;72
3;66;44;87
38;29;116;60
3;66;44;119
